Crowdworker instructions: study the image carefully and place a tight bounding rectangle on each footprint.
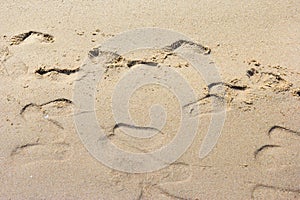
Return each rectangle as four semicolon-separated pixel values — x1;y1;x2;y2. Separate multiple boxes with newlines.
268;125;300;138
183;80;249;117
35;66;79;76
183;94;226;117
254;126;299;167
0;45;29;77
246;61;294;93
19;98;74;143
149;162;192;185
142;186;188;200
252;125;300;199
0;45;10;61
20;98;73;116
10;142;71;163
252;184;300;200
292;88;300;98
2;55;28;77
0;45;10;74
10;31;54;45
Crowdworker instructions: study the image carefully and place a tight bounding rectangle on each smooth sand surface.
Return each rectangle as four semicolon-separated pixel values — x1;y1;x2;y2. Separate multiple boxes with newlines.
0;1;299;199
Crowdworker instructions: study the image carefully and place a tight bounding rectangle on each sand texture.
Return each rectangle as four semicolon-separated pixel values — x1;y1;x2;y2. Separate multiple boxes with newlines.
0;1;299;199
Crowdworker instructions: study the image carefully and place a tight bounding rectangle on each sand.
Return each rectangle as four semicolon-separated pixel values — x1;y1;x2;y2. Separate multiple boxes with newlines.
0;0;299;199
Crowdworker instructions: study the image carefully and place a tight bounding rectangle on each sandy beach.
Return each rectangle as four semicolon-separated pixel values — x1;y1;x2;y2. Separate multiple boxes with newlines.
0;1;299;199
